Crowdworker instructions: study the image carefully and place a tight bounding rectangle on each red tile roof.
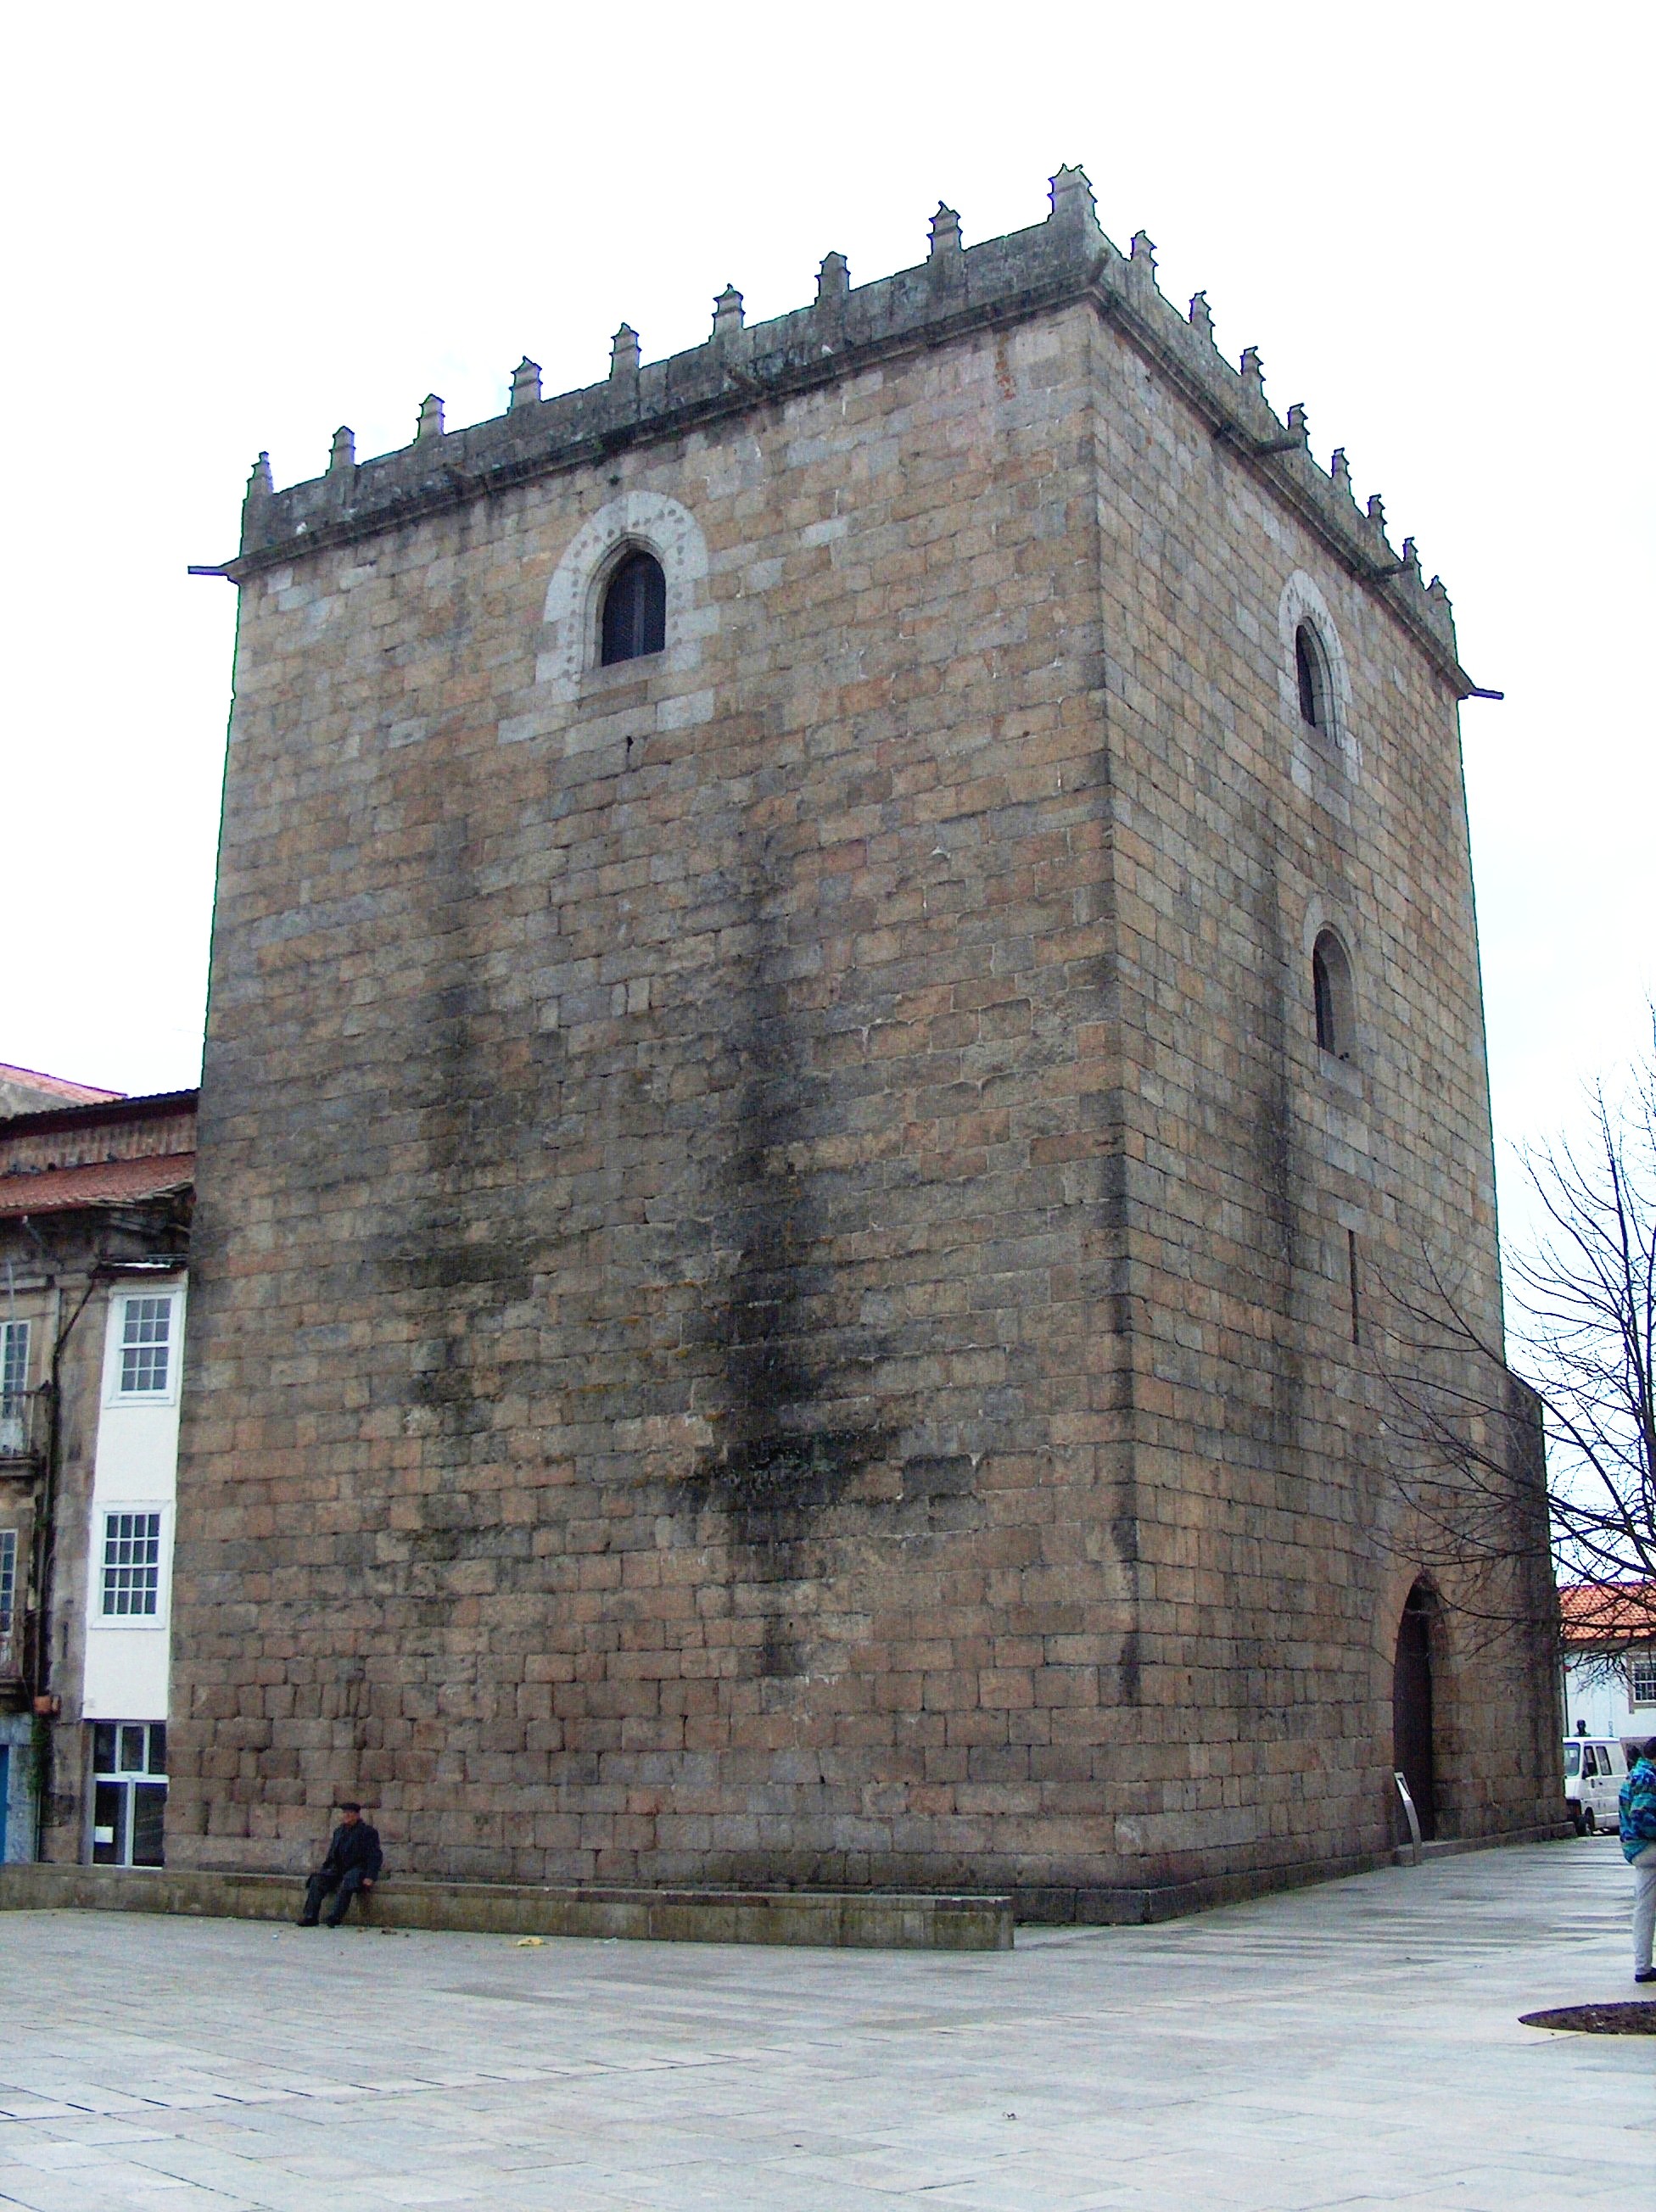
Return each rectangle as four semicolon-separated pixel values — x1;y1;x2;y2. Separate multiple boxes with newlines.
1559;1581;1656;1645
0;1151;194;1218
0;1062;125;1106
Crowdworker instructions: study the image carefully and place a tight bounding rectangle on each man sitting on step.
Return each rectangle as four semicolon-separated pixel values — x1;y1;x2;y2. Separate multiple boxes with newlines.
297;1801;383;1928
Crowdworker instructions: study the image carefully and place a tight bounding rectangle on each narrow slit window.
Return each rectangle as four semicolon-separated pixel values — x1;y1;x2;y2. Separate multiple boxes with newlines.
1312;928;1355;1059
1313;941;1336;1050
600;549;667;666
1348;1228;1361;1345
1295;621;1329;732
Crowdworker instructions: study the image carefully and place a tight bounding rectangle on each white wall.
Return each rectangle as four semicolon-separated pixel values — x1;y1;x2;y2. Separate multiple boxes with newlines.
1562;1651;1656;1747
80;1277;185;1723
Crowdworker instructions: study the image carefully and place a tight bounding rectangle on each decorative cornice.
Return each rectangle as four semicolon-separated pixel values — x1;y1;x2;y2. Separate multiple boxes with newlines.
225;170;1480;697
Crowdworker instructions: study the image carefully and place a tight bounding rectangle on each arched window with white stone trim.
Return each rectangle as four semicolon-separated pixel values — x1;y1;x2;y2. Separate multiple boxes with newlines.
1278;571;1355;771
534;491;710;712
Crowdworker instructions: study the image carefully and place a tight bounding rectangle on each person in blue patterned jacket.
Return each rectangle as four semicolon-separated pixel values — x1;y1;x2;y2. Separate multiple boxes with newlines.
1617;1737;1656;1984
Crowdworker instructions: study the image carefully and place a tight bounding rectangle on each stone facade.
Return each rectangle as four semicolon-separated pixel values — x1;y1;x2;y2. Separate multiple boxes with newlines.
171;170;1558;1908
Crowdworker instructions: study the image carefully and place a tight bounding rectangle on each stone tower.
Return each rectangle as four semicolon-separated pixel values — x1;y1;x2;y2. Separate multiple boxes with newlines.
171;169;1558;1913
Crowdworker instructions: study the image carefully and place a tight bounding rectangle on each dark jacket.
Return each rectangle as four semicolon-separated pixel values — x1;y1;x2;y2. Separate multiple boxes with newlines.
319;1819;383;1881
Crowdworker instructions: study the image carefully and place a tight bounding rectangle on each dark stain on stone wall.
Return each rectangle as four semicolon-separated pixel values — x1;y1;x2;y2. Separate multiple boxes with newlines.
681;830;892;1669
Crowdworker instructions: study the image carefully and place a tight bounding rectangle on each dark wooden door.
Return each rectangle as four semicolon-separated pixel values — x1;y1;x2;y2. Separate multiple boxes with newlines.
1392;1587;1437;1841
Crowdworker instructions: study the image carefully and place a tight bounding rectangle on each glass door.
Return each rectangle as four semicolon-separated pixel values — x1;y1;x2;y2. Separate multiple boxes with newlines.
90;1722;167;1866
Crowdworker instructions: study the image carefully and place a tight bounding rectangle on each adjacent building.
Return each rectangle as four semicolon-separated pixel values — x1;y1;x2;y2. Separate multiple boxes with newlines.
1560;1582;1656;1748
0;1079;194;1863
0;1064;122;1120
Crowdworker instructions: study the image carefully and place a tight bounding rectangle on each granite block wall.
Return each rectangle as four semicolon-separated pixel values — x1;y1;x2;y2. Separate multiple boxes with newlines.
169;187;1558;1901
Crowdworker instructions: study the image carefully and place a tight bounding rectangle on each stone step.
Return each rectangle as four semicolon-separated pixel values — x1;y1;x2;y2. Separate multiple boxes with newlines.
0;1862;1013;1952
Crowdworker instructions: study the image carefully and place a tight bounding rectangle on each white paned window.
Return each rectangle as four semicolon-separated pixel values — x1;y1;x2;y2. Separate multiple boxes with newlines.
118;1297;172;1396
1;1319;28;1403
101;1511;161;1617
0;1528;16;1634
1631;1653;1656;1707
0;1321;31;1455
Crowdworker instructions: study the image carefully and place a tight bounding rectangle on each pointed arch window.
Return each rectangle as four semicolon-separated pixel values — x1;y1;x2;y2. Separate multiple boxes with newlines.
600;549;666;666
1312;928;1355;1059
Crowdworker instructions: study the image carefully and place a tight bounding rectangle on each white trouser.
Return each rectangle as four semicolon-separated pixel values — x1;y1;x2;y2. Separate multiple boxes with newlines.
1634;1847;1656;1974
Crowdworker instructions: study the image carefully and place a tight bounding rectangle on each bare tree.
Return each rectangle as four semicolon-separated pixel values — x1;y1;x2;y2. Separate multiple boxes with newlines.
1381;1046;1656;1651
1513;1065;1656;1622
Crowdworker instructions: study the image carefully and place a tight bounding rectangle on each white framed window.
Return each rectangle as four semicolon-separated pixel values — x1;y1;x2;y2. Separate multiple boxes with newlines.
99;1510;162;1618
117;1296;173;1397
1;1318;28;1402
0;1320;32;1457
1631;1652;1656;1707
0;1528;16;1636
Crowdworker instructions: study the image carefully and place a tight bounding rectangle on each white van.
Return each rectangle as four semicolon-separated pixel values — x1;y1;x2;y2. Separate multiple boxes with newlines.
1563;1736;1627;1834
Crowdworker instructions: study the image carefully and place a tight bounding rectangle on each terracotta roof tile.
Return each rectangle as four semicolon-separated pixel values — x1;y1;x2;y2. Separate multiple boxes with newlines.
1559;1581;1656;1645
0;1061;125;1105
0;1151;194;1218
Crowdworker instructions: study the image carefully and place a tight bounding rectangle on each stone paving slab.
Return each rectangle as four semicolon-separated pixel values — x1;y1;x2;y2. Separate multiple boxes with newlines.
0;1837;1646;2211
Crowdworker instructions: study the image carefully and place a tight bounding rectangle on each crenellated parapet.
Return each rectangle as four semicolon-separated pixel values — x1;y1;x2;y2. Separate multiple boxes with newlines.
229;167;1475;695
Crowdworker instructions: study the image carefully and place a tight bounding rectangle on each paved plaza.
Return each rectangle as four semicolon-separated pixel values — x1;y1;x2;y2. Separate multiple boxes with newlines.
0;1838;1646;2211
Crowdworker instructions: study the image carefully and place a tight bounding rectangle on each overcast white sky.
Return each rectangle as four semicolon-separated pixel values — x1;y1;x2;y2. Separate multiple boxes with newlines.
3;3;1650;1251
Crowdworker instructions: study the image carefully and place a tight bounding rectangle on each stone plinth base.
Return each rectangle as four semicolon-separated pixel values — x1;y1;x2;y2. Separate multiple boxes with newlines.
0;1863;1013;1951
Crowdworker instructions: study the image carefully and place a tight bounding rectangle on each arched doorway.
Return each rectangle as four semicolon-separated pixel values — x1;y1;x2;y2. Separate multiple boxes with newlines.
1392;1582;1437;1841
